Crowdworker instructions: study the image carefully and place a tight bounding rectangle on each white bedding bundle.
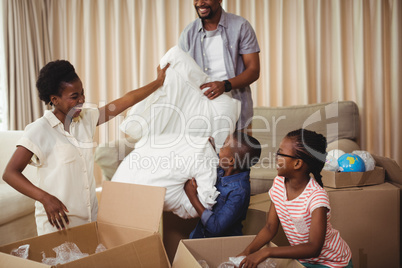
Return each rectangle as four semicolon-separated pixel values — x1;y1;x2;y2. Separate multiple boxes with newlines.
113;46;240;218
120;45;240;150
112;134;220;218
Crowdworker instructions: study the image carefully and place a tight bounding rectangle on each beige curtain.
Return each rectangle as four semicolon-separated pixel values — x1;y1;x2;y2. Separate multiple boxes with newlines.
2;0;49;130
3;0;401;166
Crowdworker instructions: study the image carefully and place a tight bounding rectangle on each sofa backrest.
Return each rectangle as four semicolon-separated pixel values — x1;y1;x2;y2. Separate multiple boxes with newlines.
251;101;360;165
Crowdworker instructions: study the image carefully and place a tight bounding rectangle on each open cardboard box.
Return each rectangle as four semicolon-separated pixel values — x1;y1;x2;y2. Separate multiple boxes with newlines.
172;235;303;267
0;181;171;267
322;166;385;188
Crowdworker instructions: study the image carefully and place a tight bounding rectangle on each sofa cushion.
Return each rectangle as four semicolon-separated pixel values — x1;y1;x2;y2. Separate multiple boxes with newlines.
252;101;359;173
327;139;360;153
0;184;35;225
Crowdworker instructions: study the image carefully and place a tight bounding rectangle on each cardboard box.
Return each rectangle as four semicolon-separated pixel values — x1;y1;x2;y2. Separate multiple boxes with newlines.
0;181;171;267
162;211;199;264
242;193;289;247
322;166;385;188
327;182;400;268
390;182;402;268
172;235;304;268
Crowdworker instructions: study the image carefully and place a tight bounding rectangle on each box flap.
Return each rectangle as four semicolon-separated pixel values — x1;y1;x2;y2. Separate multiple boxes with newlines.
372;154;402;184
98;181;166;233
0;252;50;268
60;234;170;268
249;192;270;205
173;236;304;268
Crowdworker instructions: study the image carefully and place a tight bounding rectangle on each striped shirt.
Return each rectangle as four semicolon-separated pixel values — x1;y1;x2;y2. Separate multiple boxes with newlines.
269;176;352;267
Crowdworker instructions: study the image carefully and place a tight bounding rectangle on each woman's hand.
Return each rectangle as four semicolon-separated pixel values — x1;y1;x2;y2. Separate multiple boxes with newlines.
156;63;170;86
41;193;69;230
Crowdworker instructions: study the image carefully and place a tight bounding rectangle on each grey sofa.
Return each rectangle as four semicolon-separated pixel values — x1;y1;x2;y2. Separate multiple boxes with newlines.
249;100;360;194
95;101;361;195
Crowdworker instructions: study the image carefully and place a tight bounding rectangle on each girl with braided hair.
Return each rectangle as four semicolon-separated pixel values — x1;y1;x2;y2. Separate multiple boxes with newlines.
238;129;352;268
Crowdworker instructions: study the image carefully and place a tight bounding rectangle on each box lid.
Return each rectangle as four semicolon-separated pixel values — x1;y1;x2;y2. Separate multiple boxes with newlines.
98;181;166;233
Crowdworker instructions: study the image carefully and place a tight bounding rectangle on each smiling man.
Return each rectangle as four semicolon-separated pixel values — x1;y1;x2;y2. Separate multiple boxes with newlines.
179;0;260;133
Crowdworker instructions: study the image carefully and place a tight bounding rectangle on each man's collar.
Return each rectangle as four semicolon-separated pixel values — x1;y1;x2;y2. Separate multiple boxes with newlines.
197;8;228;32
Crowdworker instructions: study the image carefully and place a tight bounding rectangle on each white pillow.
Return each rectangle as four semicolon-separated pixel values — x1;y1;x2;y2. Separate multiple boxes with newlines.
111;134;220;219
119;46;240;150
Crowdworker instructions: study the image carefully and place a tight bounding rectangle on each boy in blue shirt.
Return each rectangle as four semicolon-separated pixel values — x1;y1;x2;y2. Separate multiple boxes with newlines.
184;131;261;238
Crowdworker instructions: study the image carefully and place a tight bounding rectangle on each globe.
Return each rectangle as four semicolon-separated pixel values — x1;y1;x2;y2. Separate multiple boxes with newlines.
338;153;366;172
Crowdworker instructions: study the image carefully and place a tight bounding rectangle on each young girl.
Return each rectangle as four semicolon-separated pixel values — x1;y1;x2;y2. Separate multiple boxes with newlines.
2;60;168;235
238;129;352;268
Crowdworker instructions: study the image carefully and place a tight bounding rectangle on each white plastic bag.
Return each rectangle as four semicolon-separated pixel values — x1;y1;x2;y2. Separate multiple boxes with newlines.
324;149;346;171
41;242;89;265
352;150;376;171
218;256;277;268
10;244;30;259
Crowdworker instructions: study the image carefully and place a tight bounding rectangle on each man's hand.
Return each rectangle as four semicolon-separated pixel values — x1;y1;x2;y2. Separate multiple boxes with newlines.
200;81;225;100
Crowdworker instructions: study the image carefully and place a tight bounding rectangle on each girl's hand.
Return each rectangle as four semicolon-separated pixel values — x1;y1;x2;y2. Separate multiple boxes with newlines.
156;63;170;85
41;193;69;230
239;249;270;268
184;178;198;198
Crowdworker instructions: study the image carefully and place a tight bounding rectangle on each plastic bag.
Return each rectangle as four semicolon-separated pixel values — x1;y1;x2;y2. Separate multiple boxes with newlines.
352;150;376;171
10;244;30;259
324;149;345;171
41;242;89;265
218;256;277;268
198;259;210;268
324;154;339;171
95;243;107;254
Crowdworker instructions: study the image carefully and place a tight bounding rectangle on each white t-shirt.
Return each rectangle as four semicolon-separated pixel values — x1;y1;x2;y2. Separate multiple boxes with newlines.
18;108;100;235
203;29;227;81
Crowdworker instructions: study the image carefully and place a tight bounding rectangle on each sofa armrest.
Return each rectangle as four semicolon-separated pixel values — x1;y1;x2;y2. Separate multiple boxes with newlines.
372;154;402;185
